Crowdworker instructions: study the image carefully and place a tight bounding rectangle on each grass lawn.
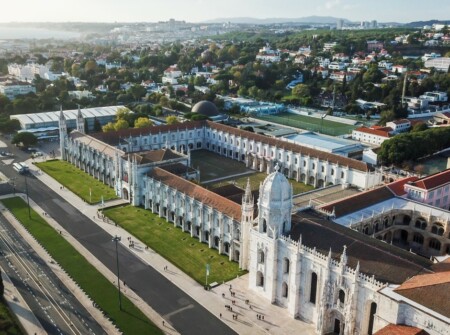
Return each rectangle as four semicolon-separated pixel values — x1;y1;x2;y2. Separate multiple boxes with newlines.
2;197;162;335
256;112;357;136
191;150;251;182
208;171;314;195
103;205;246;284
0;299;24;335
36;160;117;204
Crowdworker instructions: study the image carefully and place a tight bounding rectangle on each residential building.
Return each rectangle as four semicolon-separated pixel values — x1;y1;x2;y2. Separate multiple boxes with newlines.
162;65;182;84
404;170;450;210
386;119;411;134
352;126;392;145
424;57;450;72
367;40;384;52
0;78;36;99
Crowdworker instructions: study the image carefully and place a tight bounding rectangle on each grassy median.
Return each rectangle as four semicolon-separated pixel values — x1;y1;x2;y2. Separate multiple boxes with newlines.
36;160;117;204
2;197;162;335
104;205;246;284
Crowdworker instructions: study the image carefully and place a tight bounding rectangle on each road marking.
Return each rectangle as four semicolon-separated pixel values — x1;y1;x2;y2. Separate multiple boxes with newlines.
163;304;195;318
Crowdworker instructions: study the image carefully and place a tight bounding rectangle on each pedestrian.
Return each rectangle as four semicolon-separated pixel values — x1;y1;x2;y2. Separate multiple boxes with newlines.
262;315;264;321
250;305;252;310
222;293;225;298
162;321;165;327
219;313;222;318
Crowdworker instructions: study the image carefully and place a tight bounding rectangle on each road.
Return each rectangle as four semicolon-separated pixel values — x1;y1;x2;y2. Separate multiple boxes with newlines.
0;141;236;335
0;213;105;335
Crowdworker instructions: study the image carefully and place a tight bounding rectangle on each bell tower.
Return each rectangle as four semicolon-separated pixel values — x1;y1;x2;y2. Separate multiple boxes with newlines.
76;105;85;134
240;178;254;270
59;105;67;160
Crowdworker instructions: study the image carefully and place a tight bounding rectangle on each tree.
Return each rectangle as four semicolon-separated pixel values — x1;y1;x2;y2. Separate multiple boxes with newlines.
292;84;310;97
166;115;178;125
129;85;147;102
114;119;129;131
12;132;37;148
102;122;116;132
134;117;153;128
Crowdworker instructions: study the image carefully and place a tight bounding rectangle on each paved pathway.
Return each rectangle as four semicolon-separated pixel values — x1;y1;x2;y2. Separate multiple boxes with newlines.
5;160;316;335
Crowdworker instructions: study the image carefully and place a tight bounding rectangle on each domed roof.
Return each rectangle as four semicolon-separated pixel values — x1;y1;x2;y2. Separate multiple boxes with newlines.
259;164;292;208
192;100;219;117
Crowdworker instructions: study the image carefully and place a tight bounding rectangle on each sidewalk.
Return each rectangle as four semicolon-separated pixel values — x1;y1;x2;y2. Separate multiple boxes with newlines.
23;162;316;335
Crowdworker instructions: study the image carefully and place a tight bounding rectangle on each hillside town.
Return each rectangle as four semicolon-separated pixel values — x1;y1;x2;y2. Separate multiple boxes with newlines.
0;12;449;335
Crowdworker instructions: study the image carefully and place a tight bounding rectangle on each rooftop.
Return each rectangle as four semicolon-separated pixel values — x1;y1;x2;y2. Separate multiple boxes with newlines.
290;210;433;284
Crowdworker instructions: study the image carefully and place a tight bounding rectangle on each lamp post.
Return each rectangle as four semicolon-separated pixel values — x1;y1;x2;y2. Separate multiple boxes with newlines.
24;173;31;219
112;235;122;310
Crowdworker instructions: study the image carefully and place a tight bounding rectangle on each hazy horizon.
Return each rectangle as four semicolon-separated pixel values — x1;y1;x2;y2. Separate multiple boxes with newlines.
0;0;449;24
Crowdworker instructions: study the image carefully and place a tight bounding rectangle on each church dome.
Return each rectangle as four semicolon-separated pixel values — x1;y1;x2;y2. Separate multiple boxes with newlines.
192;100;219;117
259;164;292;208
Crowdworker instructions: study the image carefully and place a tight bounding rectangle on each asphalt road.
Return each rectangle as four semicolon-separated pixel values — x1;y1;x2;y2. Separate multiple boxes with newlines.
0;213;104;335
0;142;236;335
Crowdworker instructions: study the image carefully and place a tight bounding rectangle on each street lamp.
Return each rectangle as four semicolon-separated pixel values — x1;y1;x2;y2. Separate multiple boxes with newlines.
112;235;122;310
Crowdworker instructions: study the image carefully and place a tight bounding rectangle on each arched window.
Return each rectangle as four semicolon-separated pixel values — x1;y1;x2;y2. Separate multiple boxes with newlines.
256;271;264;287
283;258;290;274
431;226;438;234
339;289;345;305
258;250;265;264
262;219;267;233
282;282;288;298
309;272;317;304
429;238;441;251
368;302;377;335
413;233;424;244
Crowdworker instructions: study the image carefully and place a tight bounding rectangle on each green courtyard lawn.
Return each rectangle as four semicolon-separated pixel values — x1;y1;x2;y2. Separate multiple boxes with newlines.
208;171;314;195
2;197;161;335
191;150;251;182
103;205;246;285
36;160;117;204
256;112;357;136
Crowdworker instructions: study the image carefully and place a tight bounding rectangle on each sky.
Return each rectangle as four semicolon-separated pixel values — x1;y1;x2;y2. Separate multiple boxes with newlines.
1;0;449;23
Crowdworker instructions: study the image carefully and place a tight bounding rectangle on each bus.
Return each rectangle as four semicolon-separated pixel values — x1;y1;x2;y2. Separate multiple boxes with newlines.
13;162;29;174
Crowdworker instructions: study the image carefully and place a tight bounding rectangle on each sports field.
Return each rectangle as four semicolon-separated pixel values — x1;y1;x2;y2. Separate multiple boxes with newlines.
255;112;357;136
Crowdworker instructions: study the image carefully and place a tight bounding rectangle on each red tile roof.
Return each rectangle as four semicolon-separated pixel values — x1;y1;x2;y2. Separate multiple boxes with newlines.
394;271;450;318
354;126;392;137
374;324;429;335
206;121;370;172
148;167;242;221
386;177;419;196
93;120;371;173
407;169;450;190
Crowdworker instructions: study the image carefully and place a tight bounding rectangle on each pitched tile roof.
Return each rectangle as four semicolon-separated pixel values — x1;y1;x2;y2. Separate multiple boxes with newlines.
374;324;429;335
407;169;450;190
70;131;120;158
91;121;204;146
290;210;433;284
124;149;183;164
92;121;371;172
205;121;370;172
394;271;450;317
319;185;394;217
386;177;419;196
354;126;392;137
148;167;242;221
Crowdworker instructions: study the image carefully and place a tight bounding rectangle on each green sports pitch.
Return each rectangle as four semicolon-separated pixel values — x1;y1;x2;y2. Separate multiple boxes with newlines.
255;112;357;136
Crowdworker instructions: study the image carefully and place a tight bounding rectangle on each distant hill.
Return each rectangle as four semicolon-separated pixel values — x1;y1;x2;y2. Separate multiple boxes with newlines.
404;20;450;27
204;16;351;25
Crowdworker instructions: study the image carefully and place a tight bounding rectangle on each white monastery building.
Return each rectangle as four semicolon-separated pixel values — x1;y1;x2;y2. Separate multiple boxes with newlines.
58;103;449;335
